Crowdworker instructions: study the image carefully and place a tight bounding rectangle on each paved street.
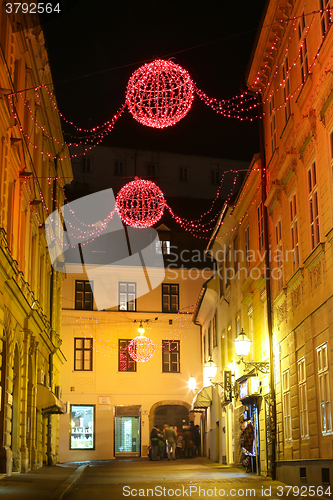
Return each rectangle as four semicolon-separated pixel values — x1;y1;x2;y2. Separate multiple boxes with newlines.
65;457;329;500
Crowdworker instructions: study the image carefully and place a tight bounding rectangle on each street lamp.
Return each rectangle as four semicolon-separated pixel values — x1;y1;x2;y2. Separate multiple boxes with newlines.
203;357;218;382
234;329;269;374
188;376;196;392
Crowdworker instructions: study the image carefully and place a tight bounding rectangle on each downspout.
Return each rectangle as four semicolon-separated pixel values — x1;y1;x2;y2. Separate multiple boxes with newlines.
258;96;276;480
47;175;57;466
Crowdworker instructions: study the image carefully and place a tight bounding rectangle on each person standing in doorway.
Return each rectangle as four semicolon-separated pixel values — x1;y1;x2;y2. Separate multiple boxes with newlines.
165;425;177;460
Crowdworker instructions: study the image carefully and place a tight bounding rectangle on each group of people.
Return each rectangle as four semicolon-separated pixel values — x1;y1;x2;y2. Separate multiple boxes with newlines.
149;421;201;461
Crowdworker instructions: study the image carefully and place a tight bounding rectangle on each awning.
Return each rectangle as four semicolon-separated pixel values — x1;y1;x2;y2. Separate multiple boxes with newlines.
190;386;213;411
37;384;63;414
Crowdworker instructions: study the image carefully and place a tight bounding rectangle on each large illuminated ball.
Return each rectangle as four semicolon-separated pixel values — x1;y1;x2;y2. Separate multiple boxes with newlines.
128;335;155;362
125;59;195;128
116;178;166;228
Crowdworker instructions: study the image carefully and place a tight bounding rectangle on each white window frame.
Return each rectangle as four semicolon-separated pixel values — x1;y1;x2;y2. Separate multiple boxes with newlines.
282;369;292;442
308;162;320;250
297;357;309;439
317;343;332;435
289;193;300;272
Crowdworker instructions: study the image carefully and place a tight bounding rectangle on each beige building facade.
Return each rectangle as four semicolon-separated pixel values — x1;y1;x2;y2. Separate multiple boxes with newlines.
0;4;72;474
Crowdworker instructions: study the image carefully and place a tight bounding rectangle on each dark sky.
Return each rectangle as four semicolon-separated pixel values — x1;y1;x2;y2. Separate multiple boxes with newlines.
42;0;267;161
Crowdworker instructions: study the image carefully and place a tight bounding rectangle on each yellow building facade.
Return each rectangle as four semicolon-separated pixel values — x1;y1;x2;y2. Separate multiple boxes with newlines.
0;4;72;474
247;0;333;486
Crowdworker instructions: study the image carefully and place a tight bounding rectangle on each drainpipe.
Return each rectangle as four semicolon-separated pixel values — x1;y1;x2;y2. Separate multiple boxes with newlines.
47;175;57;466
258;95;276;480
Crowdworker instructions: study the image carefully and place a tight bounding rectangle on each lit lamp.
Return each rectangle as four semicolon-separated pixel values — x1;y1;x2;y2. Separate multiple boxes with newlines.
234;328;269;374
188;376;196;392
203;357;217;381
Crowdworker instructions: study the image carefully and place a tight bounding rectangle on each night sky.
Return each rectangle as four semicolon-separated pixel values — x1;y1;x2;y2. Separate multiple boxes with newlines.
42;0;267;161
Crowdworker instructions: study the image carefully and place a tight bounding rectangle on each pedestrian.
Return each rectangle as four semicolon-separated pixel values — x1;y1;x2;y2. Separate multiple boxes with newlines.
150;426;159;461
176;431;184;459
157;428;166;460
165;424;177;460
194;425;201;456
183;426;193;458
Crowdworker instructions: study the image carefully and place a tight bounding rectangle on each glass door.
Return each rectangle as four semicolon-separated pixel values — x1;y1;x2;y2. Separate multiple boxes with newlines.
115;416;140;456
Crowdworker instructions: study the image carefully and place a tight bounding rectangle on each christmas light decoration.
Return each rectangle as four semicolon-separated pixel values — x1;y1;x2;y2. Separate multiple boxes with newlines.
116;177;166;228
128;333;155;362
125;59;195;129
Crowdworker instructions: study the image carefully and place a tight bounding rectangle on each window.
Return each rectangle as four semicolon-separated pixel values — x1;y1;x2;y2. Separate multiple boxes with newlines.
119;282;136;311
290;194;300;272
70;405;95;450
75;280;93;310
162;284;179;313
162;340;180;372
317;343;332;434
115;160;125;176
156;239;171;255
320;0;332;38
234;234;240;273
257;203;264;252
282;369;292;442
118;339;137;372
203;334;206;363
235;313;241;336
74;338;93;371
275;219;283;293
147;163;158;177
298;357;309;438
179;167;189;182
244;224;250;268
227;324;232;362
207;323;212;357
82;157;93;173
269;96;277;154
211;170;220;185
308;162;320;249
283;56;291;123
212;313;217;348
225;245;231;287
298;13;309;83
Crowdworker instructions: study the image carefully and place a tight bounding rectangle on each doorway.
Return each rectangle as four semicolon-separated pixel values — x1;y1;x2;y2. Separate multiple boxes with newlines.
114;405;141;457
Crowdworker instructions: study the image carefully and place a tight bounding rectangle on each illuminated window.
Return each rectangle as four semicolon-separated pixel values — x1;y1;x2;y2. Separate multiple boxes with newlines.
156;239;171;255
317;343;332;435
75;280;93;310
207;322;212;357
212;313;217;348
308;162;320;249
70;405;95;450
74;338;93;371
118;339;137;372
297;357;309;439
290;194;300;272
298;13;309;83
119;282;136;311
282;369;292;442
162;284;179;313
162;340;180;372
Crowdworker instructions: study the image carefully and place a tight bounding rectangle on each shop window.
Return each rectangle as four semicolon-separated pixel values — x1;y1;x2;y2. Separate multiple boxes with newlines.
162;340;180;372
70;405;95;450
74;338;93;371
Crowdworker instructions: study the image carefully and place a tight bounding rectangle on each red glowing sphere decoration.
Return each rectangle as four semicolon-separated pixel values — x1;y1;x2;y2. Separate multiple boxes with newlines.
128;335;155;362
116;178;166;228
125;59;194;129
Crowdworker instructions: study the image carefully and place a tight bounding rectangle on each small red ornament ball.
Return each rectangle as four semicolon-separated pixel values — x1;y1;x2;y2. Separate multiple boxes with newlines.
125;59;194;128
116;178;166;228
128;335;155;362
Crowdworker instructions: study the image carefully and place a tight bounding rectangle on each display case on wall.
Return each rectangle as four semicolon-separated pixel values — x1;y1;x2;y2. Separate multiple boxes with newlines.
70;404;95;450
